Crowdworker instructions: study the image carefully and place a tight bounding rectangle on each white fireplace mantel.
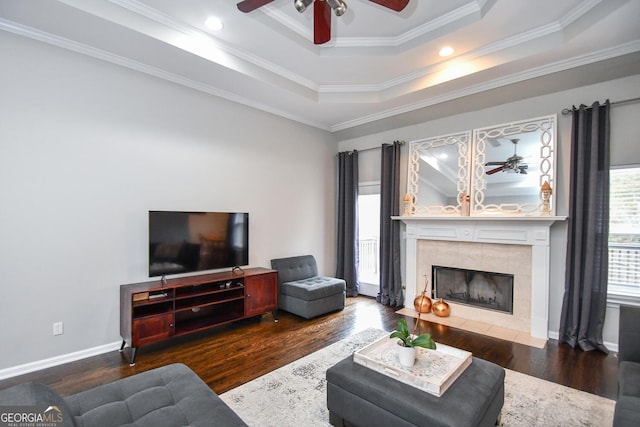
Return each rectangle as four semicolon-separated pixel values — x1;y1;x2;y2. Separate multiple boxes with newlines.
392;215;566;339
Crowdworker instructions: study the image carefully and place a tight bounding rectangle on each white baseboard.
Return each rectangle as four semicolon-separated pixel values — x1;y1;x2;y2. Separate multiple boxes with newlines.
0;341;122;381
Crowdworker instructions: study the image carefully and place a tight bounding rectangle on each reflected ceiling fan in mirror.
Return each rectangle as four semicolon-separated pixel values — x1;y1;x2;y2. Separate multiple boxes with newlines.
237;0;410;44
485;139;529;175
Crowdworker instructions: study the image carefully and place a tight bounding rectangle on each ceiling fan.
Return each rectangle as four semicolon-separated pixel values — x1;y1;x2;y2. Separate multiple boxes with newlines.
485;139;529;175
236;0;410;45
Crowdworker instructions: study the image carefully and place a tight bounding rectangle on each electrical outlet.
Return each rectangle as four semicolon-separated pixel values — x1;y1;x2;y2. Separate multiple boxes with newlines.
53;322;63;336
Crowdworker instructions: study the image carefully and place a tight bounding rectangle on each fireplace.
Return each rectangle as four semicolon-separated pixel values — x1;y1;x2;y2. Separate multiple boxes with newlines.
394;216;564;340
432;266;514;314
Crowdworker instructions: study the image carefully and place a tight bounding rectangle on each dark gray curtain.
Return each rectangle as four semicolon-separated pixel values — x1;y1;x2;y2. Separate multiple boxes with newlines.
336;151;359;297
377;141;403;307
559;100;610;353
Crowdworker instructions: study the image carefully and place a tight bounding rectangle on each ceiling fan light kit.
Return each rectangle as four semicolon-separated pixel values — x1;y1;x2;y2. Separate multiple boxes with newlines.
237;0;409;44
294;0;313;13
484;139;529;175
326;0;348;16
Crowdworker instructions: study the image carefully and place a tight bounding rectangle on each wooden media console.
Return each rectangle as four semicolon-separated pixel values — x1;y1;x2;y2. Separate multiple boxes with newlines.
120;267;278;365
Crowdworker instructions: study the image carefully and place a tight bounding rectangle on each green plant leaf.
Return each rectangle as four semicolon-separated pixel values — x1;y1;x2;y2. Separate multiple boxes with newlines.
411;333;437;349
390;319;411;346
389;331;407;343
397;318;409;337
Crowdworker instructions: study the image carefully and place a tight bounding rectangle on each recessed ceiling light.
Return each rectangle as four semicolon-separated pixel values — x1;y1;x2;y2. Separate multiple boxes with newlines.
439;46;454;57
205;16;223;32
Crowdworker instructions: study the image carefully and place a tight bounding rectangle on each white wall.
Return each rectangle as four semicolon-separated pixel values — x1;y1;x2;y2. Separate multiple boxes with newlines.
339;73;640;349
0;32;337;372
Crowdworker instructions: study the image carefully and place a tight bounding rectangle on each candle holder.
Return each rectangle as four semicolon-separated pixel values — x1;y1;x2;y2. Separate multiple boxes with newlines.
460;192;470;216
403;193;411;216
541;181;552;216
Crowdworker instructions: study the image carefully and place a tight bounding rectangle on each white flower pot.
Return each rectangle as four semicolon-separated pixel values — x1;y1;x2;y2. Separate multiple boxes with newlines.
397;343;416;367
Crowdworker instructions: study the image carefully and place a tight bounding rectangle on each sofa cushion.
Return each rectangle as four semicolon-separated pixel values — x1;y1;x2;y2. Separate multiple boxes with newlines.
280;276;346;301
271;255;319;284
613;395;640;427
65;363;246;427
618;361;640;399
0;382;75;427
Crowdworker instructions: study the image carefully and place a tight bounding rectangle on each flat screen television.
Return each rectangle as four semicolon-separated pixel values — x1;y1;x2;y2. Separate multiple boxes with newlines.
149;211;249;277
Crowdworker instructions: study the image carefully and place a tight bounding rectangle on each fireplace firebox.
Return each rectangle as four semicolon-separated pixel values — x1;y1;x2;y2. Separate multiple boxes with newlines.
432;265;514;314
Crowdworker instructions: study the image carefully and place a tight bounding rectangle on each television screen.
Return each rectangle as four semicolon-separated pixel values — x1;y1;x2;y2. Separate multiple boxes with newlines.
149;211;249;277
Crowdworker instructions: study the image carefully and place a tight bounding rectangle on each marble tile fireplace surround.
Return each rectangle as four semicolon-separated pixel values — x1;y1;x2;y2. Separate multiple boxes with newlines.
395;216;564;340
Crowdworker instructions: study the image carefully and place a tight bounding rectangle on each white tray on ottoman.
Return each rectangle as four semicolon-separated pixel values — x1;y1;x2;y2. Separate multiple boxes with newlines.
354;335;472;397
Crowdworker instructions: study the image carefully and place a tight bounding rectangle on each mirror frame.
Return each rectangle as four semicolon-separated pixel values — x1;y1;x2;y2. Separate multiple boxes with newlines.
471;115;557;216
405;115;557;217
407;131;472;216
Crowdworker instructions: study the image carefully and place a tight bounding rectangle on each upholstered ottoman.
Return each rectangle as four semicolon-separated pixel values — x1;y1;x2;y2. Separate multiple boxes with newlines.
326;355;504;427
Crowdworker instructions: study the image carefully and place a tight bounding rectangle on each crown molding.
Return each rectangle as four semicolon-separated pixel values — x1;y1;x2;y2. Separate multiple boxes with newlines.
329;40;640;132
260;4;314;43
110;0;319;91
4;15;637;134
319;21;563;96
3;0;637;134
100;0;611;102
559;0;602;27
0;18;329;131
263;0;495;49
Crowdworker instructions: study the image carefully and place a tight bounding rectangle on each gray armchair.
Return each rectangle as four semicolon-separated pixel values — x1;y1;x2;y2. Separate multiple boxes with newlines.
271;255;346;319
613;304;640;427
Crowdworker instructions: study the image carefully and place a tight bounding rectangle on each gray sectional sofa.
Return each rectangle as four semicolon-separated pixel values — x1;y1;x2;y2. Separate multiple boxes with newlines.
614;305;640;427
0;363;246;427
271;255;346;319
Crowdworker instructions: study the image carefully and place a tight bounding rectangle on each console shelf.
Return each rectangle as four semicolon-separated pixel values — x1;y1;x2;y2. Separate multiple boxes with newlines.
120;267;277;365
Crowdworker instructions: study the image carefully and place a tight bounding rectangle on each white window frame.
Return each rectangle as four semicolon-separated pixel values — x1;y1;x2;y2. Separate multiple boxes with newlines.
357;182;381;296
607;165;640;305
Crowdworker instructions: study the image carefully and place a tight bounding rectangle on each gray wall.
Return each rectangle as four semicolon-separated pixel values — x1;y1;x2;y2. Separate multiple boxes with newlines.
0;32;337;372
339;73;640;349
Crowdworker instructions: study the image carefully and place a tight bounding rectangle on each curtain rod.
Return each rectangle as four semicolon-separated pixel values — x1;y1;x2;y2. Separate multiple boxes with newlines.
338;140;405;156
561;97;640;115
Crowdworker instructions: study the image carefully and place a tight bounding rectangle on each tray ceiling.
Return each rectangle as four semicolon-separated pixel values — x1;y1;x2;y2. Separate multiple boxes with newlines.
1;0;639;138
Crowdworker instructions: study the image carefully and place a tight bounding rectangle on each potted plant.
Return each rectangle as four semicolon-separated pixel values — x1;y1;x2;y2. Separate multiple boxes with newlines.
390;318;436;367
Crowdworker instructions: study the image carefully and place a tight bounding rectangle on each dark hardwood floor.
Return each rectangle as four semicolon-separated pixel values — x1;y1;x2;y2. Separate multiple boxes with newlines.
0;296;619;400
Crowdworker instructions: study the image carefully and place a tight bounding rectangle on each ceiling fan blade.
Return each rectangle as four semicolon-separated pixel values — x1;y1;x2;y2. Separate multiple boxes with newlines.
237;0;275;13
314;0;331;45
368;0;410;12
486;166;505;175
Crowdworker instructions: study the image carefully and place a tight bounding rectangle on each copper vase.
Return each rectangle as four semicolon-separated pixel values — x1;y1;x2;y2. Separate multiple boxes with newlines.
413;292;432;313
432;298;450;317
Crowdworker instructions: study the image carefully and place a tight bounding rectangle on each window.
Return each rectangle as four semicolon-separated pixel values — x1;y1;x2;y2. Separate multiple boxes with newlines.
357;192;380;287
608;166;640;299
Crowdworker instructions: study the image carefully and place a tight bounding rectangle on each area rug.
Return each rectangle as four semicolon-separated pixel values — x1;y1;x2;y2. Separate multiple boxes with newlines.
219;328;614;426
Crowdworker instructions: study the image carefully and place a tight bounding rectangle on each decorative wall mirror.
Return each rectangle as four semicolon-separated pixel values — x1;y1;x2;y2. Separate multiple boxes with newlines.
405;115;556;217
471;115;556;216
407;131;471;215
